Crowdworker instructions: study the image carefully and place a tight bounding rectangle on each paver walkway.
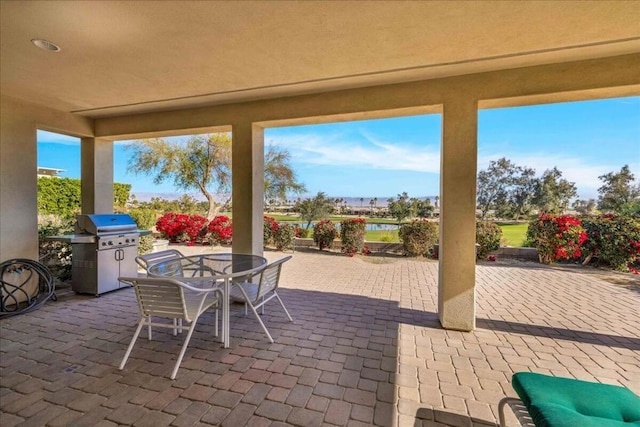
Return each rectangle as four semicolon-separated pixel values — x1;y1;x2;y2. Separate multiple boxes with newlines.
1;247;639;427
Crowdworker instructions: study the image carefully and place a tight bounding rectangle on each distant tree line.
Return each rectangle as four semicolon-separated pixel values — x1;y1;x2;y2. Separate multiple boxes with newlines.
476;158;639;219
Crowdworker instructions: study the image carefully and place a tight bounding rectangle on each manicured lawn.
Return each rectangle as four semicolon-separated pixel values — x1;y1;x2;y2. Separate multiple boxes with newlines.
365;229;400;243
267;212;529;247
498;223;529;247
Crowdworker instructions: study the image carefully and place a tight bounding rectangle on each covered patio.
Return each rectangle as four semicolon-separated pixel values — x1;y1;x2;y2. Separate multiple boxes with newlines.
1;250;639;426
1;2;640;426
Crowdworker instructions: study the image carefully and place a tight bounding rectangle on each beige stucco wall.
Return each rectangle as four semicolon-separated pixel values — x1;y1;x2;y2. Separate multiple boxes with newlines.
0;96;93;261
95;54;640;139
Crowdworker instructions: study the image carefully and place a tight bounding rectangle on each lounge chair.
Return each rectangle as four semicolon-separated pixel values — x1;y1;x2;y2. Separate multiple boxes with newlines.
499;372;640;427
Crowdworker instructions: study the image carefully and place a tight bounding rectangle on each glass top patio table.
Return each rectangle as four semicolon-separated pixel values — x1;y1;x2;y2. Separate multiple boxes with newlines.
147;253;268;348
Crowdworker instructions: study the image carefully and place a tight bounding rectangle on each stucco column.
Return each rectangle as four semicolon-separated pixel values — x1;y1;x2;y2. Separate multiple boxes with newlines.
81;137;114;214
0;99;38;260
438;98;478;331
231;123;264;255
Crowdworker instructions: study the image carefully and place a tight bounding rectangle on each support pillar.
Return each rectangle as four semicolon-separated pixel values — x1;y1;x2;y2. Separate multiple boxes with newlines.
81;138;114;214
438;98;478;331
231;123;264;255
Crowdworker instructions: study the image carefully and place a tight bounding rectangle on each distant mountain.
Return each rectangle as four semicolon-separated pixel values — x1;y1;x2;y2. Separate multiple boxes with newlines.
132;192;207;202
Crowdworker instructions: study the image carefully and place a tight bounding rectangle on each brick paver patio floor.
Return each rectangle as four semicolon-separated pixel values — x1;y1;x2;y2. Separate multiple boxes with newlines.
1;248;639;426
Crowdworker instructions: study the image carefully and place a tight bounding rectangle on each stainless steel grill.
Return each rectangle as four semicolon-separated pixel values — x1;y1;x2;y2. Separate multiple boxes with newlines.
52;214;147;296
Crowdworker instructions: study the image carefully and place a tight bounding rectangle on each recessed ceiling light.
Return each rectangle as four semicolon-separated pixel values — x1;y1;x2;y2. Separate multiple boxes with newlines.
31;39;61;52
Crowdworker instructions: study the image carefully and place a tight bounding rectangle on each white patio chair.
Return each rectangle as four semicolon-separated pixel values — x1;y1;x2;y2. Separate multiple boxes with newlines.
230;256;293;343
135;249;187;335
135;249;185;274
118;276;221;379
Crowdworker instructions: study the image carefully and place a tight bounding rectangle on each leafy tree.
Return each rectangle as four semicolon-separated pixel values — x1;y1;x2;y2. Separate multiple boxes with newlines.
128;134;304;220
114;183;132;210
294;192;335;229
387;192;414;225
128;134;231;219
532;167;577;214
508;167;537;219
415;198;434;219
573;198;597;215
264;145;306;204
597;165;640;213
476;158;519;220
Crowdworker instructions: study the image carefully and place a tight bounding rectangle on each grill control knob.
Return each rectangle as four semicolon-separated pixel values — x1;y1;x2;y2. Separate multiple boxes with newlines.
108;241;113;246
102;242;107;246
125;239;130;243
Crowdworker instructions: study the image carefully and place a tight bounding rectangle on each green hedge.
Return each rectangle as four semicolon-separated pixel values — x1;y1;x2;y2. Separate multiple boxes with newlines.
38;177;131;217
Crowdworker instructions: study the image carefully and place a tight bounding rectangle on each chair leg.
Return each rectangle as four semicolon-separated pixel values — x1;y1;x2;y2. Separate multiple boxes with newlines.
170;320;199;380
120;319;146;370
274;291;293;321
247;301;274;343
214;307;219;338
147;316;152;340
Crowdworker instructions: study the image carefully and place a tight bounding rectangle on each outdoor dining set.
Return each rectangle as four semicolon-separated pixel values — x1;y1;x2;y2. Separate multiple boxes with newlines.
119;249;293;380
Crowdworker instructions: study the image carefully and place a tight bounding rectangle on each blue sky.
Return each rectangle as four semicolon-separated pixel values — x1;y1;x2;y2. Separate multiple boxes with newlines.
37;96;640;201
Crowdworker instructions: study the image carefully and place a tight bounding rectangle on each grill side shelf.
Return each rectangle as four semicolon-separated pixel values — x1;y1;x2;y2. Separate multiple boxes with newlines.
45;234;96;244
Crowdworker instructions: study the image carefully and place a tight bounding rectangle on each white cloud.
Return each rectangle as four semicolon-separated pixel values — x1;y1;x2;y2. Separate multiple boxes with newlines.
266;130;440;173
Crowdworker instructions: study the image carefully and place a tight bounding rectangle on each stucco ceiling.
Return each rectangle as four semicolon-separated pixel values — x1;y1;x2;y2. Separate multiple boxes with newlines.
1;1;639;118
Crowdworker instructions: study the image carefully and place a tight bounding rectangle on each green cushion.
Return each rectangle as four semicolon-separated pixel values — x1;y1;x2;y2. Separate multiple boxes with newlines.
512;372;640;427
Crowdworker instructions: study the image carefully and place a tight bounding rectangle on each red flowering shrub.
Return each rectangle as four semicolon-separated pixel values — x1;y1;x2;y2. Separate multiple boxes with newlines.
581;214;640;272
526;214;587;264
156;213;208;245
156;213;187;242
313;219;337;250
185;215;208;245
273;223;295;251
340;218;366;256
207;215;233;245
295;226;309;238
263;216;278;247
